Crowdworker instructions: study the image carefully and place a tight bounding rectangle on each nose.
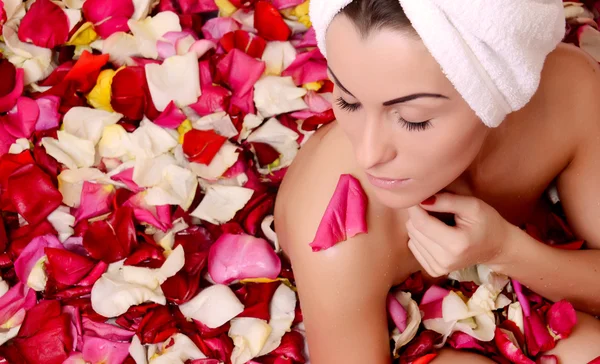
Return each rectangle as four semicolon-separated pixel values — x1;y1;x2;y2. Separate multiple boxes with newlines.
354;113;396;170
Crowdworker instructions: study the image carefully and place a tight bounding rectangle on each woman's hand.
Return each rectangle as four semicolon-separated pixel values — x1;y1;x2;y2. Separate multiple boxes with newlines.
406;192;516;277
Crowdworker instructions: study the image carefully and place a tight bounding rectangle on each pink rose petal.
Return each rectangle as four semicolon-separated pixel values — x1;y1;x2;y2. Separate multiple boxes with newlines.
82;317;135;341
208;233;282;284
34;96;61;131
282;48;328;86
18;0;69;48
447;332;485;351
271;0;306;10
110;168;142;192
153;101;187;128
546;300;577;339
304;91;332;113
74;182;116;223
292;27;317;49
62;306;83;351
217;49;266;97
202;17;240;41
538;355;559;364
14;234;63;284
419;285;450;320
124;193;172;232
387;293;408;332
81;336;131;364
309;174;368;252
0;282;37;326
5;97;40;139
190;85;231;116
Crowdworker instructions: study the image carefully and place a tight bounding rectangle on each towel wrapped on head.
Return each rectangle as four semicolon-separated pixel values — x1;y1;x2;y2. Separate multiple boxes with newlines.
310;0;566;127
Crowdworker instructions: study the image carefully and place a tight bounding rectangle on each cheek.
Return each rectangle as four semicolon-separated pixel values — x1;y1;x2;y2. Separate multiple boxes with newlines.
333;107;363;140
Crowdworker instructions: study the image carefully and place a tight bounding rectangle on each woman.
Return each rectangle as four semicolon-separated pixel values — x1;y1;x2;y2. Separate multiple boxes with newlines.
275;0;600;363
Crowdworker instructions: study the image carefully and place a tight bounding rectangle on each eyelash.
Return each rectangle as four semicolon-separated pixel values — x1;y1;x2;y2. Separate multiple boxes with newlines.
335;97;432;132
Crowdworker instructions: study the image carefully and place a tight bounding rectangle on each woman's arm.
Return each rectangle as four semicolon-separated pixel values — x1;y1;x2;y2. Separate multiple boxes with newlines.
489;49;600;315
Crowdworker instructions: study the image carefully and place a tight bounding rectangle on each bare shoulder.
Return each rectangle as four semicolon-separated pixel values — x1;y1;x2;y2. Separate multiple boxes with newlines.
274;122;414;363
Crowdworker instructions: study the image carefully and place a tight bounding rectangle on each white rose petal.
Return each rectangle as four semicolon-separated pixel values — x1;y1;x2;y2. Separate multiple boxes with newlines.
239;113;264;142
261;215;279;252
47;206;75;242
145;165;198;210
63;8;82;31
149;334;206;364
229;318;272;364
121;245;185;289
129;335;148;364
508;302;525;335
27;256;48;291
0;277;9;298
179;284;245;328
128;11;182;59
133;154;178;187
258;284;296;356
102;32;140;66
192;111;237;138
391;291;421;354
253;76;308;118
63;107;123;145
42;131;95;170
98;124;132;159
261;41;297;76
188;141;239;181
4;0;25;20
145;52;201;111
0;326;20;346
246;117;299;172
62;0;85;9
190;185;253;224
130;119;179;159
153;218;189;252
132;0;155;20
57;168;108;207
231;8;255;32
8;138;30;154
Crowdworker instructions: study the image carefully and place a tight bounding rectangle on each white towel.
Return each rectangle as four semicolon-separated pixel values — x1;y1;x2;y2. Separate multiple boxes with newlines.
310;0;566;127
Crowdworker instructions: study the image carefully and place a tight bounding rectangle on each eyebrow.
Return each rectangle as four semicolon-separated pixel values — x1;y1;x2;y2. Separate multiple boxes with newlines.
327;66;449;106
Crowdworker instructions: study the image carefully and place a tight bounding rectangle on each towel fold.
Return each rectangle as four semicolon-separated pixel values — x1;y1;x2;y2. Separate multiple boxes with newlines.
310;0;566;127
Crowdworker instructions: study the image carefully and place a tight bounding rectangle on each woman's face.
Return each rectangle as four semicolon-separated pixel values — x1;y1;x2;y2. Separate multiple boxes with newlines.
326;16;490;209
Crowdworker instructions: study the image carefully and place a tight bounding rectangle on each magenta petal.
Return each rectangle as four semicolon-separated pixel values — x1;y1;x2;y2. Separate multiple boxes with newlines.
82;0;134;25
18;0;69;48
271;0;305;9
153;101;187;128
74;182;115;223
0;67;24;113
124;193;172;231
82;317;135;341
537;355;559;364
419;285;449;320
5;97;40;139
109;168;142;192
309;174;368;252
81;336;131;364
217;49;266;97
387;293;408;332
494;327;535;364
512;279;531;317
546;300;577;339
201;17;240;41
0;282;37;325
34;96;61;131
190;85;231;116
525;310;555;356
282;48;328;85
62;306;83;351
0;123;17;155
447;332;485;350
208;233;282;284
230;89;256;115
14;234;63;284
292;27;317;49
94;16;132;39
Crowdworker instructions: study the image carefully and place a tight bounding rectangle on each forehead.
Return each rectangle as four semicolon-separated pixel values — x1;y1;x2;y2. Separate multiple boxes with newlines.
325;15;455;100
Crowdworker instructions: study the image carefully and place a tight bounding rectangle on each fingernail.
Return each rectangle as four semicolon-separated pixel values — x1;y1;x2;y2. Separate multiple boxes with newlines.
421;196;436;205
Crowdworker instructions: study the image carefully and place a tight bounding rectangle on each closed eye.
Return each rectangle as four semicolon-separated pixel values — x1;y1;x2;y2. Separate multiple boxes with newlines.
335;97;361;112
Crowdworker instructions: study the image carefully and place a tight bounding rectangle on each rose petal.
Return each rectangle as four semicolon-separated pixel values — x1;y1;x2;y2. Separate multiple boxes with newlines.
257;284;297;356
154;101;187;129
201;17;240;41
0;282;36;327
34;95;61;131
208;233;281;284
146;52;201;112
148;333;207;363
188;141;240;180
546;300;577;339
494;327;534;364
81;336;131;364
183;129;228;165
538;355;559;364
0;60;24;113
217;49;265;97
57;168;108;207
62;107;123;145
253;76;308;118
125;192;173;232
4;96;39;139
388;293;409;332
13;234;61;287
189;85;231;117
133;154;177;187
128;11;182;59
179;284;244;328
83;206;137;263
282;48;327;85
98;124;132;159
308;174;368;252
254;1;290;41
246;117;299;173
45;247;96;286
191;185;254;224
42;130;96;170
129;119;179;158
228;317;272;364
390;291;421;354
74;182;116;222
145;164;198;210
8;163;63;225
18;0;69;48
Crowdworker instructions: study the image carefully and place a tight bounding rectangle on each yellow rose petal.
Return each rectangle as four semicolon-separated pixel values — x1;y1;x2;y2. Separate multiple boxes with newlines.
303;81;323;91
87;69;117;112
295;1;310;16
215;0;237;17
67;22;99;46
298;15;312;28
177;119;193;144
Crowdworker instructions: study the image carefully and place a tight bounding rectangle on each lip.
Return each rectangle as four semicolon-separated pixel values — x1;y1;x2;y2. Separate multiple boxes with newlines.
366;173;412;190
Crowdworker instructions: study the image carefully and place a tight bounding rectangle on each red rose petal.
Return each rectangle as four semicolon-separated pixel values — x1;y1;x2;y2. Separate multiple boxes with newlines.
220;30;267;59
254;1;291;41
63;51;110;93
0;60;24;113
546;300;577;339
18;0;69;48
137;306;179;344
111;67;148;121
7;164;63;226
45;248;96;286
494;327;534;364
183;129;228;165
251;142;280;168
83;206;137;263
234;281;280;321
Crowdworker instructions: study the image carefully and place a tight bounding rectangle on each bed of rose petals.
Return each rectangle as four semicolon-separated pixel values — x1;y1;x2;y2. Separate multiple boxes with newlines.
0;0;599;363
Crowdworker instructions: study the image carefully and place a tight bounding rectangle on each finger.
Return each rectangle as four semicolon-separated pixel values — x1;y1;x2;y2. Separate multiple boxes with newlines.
406;221;448;262
407;205;459;243
408;238;441;278
419;192;483;218
407;233;445;277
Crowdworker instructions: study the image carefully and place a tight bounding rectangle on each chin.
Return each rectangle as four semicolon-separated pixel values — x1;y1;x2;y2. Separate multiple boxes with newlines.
371;188;425;210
